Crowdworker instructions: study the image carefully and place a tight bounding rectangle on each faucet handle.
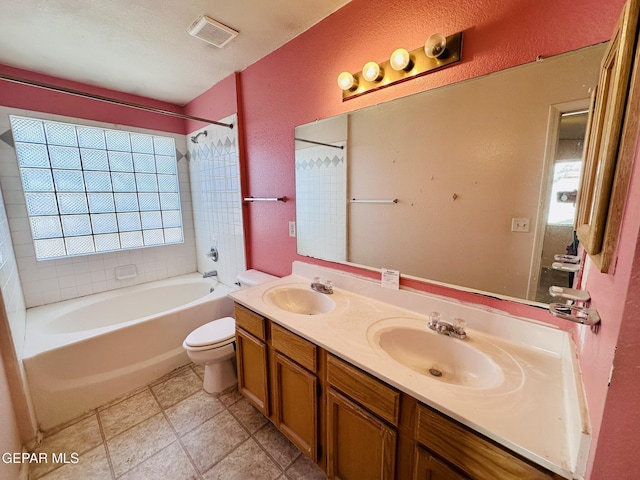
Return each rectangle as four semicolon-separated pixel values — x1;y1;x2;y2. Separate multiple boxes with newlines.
451;318;467;339
427;312;441;329
549;286;590;304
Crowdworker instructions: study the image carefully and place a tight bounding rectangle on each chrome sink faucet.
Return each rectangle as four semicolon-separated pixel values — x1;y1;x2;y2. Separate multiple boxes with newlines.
427;312;467;340
311;277;333;294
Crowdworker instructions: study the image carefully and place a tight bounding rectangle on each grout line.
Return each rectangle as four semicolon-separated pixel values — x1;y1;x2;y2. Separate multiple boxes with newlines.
153;387;205;480
94;408;117;480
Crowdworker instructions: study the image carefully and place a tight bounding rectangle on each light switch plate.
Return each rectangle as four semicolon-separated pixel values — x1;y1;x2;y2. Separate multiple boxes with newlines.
289;221;296;237
511;217;530;232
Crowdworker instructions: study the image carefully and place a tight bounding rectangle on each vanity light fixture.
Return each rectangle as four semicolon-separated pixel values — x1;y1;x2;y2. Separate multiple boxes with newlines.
389;48;414;71
337;71;358;91
362;61;384;82
337;31;463;100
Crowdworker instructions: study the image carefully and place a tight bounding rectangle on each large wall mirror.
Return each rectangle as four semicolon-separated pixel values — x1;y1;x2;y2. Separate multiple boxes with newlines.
294;44;607;306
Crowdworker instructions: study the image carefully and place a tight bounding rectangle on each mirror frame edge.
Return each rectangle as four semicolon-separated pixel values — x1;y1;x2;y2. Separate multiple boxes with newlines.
576;0;640;273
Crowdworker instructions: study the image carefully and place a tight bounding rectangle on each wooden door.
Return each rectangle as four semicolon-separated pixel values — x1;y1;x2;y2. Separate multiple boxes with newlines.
235;328;269;415
414;447;468;480
326;388;396;480
272;351;318;460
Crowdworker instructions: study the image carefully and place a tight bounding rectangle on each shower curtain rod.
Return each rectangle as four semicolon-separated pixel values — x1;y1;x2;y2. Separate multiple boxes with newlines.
294;137;344;149
0;73;234;129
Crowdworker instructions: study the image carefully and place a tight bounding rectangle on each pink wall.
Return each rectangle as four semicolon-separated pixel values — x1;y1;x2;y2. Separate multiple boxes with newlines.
188;0;632;478
0;64;186;134
584;137;640;476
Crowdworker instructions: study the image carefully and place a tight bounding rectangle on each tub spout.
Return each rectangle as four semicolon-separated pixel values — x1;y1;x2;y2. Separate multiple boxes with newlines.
203;270;218;278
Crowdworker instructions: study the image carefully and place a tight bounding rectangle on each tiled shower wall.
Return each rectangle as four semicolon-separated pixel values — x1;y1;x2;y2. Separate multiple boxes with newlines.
295;142;346;262
189;114;246;286
0;106;197;308
0;114;36;440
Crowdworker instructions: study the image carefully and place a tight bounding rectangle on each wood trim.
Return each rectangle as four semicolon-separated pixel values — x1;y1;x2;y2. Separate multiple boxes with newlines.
327;354;400;426
234;304;266;340
415;404;555;480
576;0;639;270
271;323;317;372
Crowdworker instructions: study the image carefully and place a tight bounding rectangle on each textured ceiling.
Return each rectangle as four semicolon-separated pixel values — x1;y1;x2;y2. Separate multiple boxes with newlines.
0;0;351;105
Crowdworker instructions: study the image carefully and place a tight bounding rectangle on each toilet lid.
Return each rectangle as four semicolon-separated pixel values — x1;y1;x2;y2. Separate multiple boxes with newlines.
185;317;235;348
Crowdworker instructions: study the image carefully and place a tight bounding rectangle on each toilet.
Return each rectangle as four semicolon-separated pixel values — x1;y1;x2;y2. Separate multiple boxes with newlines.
183;269;276;394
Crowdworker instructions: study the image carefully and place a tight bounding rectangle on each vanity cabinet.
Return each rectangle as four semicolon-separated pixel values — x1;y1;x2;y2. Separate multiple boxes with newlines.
235;305;269;415
413;447;469;480
235;305;320;461
233;303;562;480
414;404;560;480
326;355;399;480
270;323;319;461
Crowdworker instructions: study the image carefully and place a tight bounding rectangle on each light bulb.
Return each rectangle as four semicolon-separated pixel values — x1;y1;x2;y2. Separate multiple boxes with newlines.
337;71;358;91
362;61;383;82
390;48;413;71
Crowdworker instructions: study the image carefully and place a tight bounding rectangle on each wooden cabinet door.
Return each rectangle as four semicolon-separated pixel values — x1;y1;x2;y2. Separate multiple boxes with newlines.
235;328;269;416
326;388;396;480
272;351;318;460
414;447;468;480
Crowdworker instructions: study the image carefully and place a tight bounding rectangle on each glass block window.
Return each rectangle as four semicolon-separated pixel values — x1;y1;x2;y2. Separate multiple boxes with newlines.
10;116;184;260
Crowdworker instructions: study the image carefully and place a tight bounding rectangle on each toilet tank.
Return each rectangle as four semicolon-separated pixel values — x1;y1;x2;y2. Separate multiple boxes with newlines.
237;269;277;288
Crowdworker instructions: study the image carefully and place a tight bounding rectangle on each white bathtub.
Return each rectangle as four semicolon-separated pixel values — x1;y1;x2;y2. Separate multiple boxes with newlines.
23;273;236;430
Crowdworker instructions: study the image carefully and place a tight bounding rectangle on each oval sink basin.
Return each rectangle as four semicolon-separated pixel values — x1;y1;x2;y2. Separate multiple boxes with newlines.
367;318;504;388
263;287;336;315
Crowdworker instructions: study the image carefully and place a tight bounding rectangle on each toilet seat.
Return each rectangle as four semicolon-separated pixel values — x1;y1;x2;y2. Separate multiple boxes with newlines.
184;317;235;349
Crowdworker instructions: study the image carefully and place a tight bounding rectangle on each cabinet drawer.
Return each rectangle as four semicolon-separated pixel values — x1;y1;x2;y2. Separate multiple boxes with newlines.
271;323;317;372
415;404;555;480
327;354;400;426
235;304;266;341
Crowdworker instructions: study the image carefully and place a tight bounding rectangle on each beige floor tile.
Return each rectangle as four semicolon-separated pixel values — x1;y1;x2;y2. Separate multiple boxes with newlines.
38;444;112;480
254;423;301;470
181;410;249;473
191;363;205;380
107;412;176;477
97;384;149;412
202;438;282;480
165;390;225;436
99;389;161;439
228;397;268;433
31;415;103;479
218;386;243;407
150;367;203;408
118;441;198;480
285;454;327;480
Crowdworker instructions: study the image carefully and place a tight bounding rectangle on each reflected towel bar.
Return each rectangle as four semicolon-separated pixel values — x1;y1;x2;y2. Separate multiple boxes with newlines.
244;197;287;202
350;198;398;204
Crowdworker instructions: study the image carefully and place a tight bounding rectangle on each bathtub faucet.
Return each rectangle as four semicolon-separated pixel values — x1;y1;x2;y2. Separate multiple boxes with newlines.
203;270;218;279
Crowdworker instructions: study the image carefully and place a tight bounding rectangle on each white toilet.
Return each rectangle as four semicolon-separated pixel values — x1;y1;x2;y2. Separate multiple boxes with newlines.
183;269;276;394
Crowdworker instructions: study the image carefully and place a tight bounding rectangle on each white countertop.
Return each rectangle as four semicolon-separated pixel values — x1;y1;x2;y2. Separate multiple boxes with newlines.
229;263;590;479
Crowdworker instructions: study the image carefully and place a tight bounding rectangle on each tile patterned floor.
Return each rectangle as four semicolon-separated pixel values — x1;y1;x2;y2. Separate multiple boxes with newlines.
29;364;328;480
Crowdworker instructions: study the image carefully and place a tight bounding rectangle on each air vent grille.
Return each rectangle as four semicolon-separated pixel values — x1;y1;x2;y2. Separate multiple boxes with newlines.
187;15;238;48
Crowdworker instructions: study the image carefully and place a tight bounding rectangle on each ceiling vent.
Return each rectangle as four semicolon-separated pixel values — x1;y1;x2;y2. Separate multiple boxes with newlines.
187;15;238;48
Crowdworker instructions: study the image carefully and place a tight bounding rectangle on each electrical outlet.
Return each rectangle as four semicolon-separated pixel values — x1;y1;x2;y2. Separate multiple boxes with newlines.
288;221;296;237
511;217;530;232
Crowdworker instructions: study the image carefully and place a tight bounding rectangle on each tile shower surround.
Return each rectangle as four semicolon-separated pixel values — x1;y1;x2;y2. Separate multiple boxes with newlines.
189;115;247;287
29;364;327;480
0;106;197;308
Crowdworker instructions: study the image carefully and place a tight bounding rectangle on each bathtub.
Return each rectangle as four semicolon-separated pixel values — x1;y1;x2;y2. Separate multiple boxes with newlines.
23;273;236;430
